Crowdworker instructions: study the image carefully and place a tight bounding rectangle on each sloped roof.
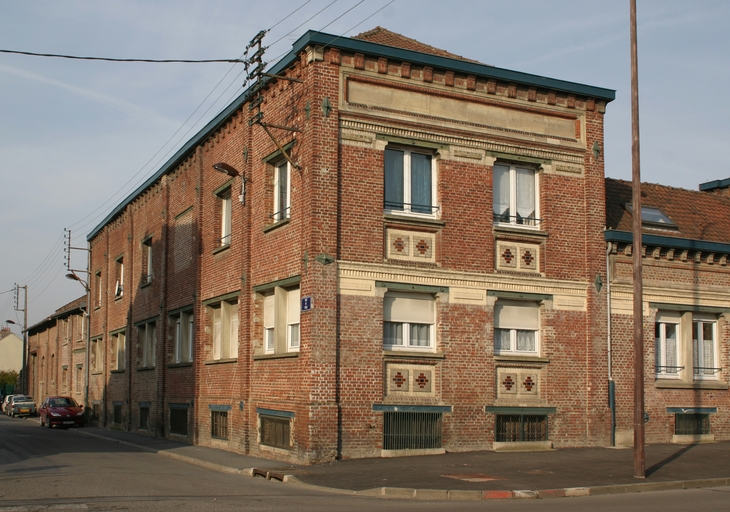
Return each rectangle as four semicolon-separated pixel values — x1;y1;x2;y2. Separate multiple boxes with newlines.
353;27;481;63
606;178;730;244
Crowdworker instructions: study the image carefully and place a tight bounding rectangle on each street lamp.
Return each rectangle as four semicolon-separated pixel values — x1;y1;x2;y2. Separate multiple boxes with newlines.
65;271;89;291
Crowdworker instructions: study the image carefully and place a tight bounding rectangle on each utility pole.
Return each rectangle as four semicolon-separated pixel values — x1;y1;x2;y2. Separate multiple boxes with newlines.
630;0;645;479
13;284;28;395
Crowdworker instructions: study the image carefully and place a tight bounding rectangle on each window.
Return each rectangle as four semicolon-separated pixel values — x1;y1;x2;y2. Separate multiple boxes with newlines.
260;415;291;449
493;162;539;227
495;414;548;442
90;337;102;373
137;321;156;368
114;256;124;298
675;413;710;435
626;204;677;229
75;365;83;393
141;238;153;285
218;188;232;247
494;300;540;356
211;410;228;440
693;318;719;379
273;160;291;221
383;411;442;450
113;403;122;425
173;310;194;363
170;407;188;436
655;313;680;377
262;287;300;354
211;300;238;360
383;292;435;351
384;147;436;215
62;366;68;391
111;331;126;371
139;405;150;429
95;271;102;308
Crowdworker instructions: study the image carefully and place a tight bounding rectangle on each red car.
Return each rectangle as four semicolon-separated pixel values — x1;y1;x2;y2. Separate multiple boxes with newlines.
38;396;85;428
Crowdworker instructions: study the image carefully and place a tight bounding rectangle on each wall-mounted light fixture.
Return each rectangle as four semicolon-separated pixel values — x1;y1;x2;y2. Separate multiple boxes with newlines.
213;162;247;205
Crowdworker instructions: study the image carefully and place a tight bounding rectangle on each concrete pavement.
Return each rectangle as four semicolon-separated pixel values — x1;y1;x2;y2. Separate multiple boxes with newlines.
58;422;730;500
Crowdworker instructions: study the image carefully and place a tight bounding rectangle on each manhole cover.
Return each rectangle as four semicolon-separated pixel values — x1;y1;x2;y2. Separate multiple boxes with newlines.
441;473;502;482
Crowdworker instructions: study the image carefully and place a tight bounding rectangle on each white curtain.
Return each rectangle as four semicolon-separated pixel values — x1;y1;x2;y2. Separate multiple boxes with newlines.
516;167;535;219
493;164;510;218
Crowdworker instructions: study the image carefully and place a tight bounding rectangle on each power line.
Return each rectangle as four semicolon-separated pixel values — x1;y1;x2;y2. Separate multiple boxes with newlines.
318;0;366;32
0;49;241;63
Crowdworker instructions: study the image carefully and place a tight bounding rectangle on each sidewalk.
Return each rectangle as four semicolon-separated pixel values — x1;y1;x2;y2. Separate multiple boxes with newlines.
70;425;730;500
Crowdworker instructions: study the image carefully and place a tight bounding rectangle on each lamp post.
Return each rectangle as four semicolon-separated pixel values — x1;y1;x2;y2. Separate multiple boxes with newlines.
4;319;25;394
66;271;91;421
7;285;27;395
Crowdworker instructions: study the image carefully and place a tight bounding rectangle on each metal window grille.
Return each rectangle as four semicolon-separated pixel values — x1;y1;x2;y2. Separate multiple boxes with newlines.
261;415;291;449
675;413;710;435
496;414;548;442
170;408;188;436
113;404;122;425
211;411;228;440
383;411;443;450
139;406;150;429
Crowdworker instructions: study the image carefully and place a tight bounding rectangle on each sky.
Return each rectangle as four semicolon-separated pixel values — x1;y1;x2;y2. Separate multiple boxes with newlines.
1;0;729;328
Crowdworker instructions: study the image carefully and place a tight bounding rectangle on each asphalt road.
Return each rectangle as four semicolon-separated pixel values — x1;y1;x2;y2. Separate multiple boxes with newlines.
1;414;729;511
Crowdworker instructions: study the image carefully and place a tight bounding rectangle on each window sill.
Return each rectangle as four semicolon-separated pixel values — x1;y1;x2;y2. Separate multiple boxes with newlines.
383;350;445;359
263;217;290;233
212;244;231;255
140;281;152;289
655;380;728;390
90;371;103;375
136;366;156;372
254;352;299;361
204;358;238;365
114;295;124;302
384;213;444;228
110;369;125;374
672;434;715;444
493;441;553;452
494;355;549;364
493;224;548;238
168;362;193;368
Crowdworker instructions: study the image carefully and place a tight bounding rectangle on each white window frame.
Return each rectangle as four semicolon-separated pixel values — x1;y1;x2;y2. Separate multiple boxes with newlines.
210;300;238;360
142;238;153;284
173;311;194;363
493;162;539;228
693;316;719;380
90;337;102;373
112;331;126;371
114;256;124;298
493;300;540;356
138;321;156;368
273;160;291;221
655;313;681;378
262;287;300;354
383;292;436;352
287;288;300;352
219;188;232;247
384;146;437;217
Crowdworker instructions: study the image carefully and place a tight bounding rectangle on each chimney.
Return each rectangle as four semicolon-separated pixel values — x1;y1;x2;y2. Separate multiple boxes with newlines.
699;178;730;197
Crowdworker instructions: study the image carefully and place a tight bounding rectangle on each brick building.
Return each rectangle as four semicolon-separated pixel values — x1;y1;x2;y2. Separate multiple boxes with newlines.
26;296;87;406
606;179;730;446
78;27;619;463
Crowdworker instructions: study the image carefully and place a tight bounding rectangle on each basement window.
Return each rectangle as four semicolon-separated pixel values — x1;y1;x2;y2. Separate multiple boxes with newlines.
495;414;548;442
383;411;443;450
675;413;710;435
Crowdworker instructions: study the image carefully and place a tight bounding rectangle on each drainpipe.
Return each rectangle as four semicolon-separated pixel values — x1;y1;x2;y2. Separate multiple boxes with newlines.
606;240;615;446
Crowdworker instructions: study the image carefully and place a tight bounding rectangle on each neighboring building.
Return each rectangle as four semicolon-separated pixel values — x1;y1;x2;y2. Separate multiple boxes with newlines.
0;327;23;373
606;179;730;445
26;297;87;405
79;26;617;463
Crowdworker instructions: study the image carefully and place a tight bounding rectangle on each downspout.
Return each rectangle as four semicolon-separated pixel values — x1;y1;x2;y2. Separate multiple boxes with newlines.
83;241;92;423
606;240;615;446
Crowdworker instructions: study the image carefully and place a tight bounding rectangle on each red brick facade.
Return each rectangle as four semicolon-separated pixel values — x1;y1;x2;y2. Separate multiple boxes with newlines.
35;29;729;464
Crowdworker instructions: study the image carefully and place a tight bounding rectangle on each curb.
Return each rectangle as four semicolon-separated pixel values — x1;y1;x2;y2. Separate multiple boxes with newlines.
68;424;730;501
